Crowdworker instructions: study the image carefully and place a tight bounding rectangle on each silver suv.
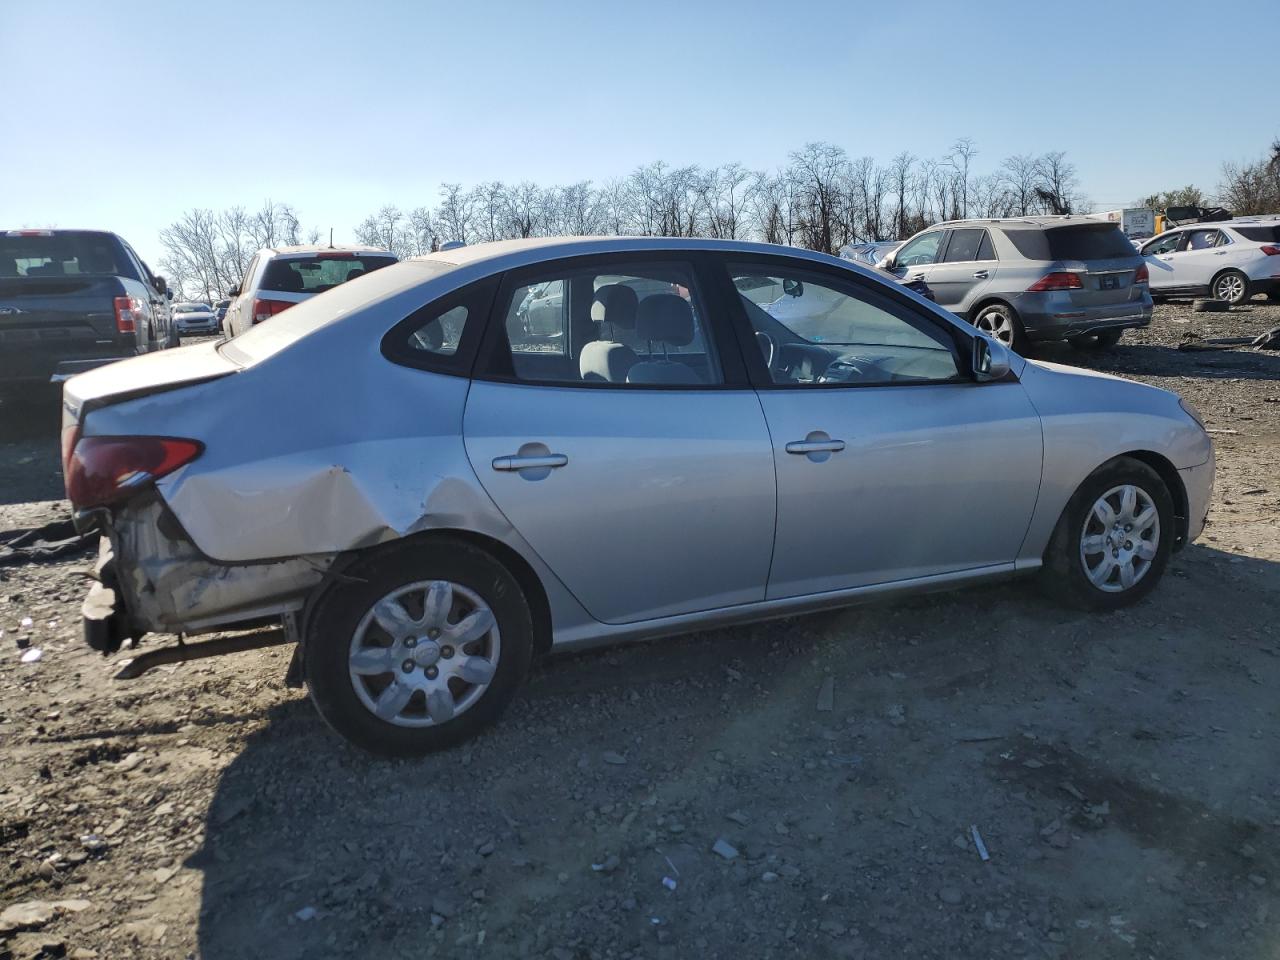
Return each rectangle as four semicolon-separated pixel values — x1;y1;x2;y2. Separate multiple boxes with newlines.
883;217;1153;352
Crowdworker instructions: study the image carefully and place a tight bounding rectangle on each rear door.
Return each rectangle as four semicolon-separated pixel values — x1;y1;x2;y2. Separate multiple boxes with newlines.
462;253;777;624
1174;228;1229;290
927;228;998;314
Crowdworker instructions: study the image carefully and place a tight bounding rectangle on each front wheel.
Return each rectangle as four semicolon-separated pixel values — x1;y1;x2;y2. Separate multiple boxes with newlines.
305;538;534;756
1212;270;1249;305
1040;457;1174;611
972;303;1028;353
1068;329;1123;350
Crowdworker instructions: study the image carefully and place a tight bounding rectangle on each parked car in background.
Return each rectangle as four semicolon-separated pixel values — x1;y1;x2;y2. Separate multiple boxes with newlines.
0;228;175;390
1138;219;1280;305
171;302;218;336
63;237;1212;756
213;299;230;327
882;217;1152;351
838;241;902;268
223;245;397;337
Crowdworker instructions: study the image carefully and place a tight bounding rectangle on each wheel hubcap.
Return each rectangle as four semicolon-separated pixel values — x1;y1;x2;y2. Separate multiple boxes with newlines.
1217;275;1244;301
977;312;1014;345
1079;484;1160;593
348;580;500;727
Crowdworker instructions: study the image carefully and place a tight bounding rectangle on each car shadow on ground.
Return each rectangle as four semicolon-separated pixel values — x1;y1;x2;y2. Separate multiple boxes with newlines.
188;543;1280;959
1032;341;1280;381
0;388;63;505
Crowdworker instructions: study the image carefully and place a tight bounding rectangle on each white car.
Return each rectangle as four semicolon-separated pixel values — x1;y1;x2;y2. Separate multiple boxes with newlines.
170;302;218;336
224;245;397;337
1139;219;1280;305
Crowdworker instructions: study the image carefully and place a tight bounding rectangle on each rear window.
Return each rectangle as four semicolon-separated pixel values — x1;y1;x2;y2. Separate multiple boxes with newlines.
1045;224;1137;260
1234;226;1280;243
261;254;396;294
0;232;130;279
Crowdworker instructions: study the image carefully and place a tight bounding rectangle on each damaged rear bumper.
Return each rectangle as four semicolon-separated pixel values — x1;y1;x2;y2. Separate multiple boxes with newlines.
81;493;335;654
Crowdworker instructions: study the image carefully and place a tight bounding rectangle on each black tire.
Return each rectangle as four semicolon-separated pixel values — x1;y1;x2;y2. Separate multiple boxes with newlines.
1068;329;1123;350
1192;298;1229;313
304;537;534;757
1040;456;1175;611
972;303;1029;353
1211;269;1249;306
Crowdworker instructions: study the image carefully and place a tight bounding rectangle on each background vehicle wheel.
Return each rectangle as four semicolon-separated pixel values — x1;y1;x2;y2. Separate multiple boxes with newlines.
1211;270;1249;305
972;304;1028;353
1192;298;1229;313
1040;456;1174;611
1068;329;1123;350
305;537;534;757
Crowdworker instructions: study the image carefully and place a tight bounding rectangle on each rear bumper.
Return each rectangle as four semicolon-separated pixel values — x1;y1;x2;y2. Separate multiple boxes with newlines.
1022;306;1153;341
0;345;136;387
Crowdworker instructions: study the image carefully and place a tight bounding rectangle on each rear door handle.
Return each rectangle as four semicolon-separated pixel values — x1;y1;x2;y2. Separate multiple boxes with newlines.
972;270;989;279
492;453;568;471
785;439;846;454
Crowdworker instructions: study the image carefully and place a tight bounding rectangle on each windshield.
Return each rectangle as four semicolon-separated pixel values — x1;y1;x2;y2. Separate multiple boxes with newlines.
174;303;210;313
221;258;458;365
261;254;397;295
0;231;128;278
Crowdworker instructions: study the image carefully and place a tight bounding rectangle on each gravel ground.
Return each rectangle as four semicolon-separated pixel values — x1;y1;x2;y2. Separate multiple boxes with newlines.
1;305;1278;959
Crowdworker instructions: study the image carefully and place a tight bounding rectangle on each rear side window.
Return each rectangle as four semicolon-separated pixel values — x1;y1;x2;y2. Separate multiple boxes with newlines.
1045;225;1137;260
977;232;997;261
381;276;497;374
942;229;985;263
1234;226;1280;243
261;254;396;294
0;232;130;278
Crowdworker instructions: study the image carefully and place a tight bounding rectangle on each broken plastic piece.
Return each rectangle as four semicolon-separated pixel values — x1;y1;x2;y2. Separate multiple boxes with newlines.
970;824;990;861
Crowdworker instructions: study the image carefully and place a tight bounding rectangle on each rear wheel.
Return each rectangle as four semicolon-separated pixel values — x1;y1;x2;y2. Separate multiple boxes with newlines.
1211;269;1249;305
1068;329;1123;350
1040;457;1174;610
305;537;533;756
972;303;1028;353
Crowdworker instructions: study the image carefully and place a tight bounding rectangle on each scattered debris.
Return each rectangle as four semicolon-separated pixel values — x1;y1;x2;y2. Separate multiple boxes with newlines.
970;824;990;861
711;838;739;861
590;854;620;874
294;906;318;921
816;676;834;712
661;876;677;891
20;646;42;663
1060;781;1087;802
601;751;627;765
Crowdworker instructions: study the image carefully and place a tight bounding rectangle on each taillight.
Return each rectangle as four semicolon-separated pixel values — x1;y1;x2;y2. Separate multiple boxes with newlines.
252;298;293;324
1133;263;1149;284
65;436;203;509
61;423;81;471
113;296;143;333
1261;245;1280;256
1026;272;1084;292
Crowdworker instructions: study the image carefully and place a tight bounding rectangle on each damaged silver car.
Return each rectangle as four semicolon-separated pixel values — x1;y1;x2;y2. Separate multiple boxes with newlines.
62;237;1215;756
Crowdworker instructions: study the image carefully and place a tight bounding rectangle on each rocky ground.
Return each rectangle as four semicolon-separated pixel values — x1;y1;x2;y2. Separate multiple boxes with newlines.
1;305;1278;960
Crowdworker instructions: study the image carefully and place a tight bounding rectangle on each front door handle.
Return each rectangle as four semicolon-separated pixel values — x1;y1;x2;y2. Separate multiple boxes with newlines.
786;440;845;454
972;270;989;279
492;453;568;471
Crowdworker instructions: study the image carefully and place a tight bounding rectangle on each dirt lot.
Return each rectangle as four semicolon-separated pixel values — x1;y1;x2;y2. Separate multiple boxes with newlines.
1;306;1278;960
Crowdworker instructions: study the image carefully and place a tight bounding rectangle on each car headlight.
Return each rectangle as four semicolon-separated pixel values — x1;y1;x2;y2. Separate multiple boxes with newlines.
1179;398;1207;431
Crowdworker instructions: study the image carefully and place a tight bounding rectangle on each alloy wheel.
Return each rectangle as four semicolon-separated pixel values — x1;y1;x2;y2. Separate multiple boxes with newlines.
1214;273;1245;303
347;580;500;727
1078;484;1161;593
976;310;1015;346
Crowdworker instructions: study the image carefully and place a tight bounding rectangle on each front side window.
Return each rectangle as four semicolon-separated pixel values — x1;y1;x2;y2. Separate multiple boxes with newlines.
1145;233;1182;256
893;232;943;268
728;263;961;386
491;261;722;386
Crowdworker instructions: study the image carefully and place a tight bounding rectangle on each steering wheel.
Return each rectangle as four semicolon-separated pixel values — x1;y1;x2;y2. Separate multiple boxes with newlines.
817;357;870;384
754;331;777;371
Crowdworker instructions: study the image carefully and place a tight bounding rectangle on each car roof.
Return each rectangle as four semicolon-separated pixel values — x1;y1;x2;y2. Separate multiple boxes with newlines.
927;215;1113;232
407;236;862;273
260;244;394;258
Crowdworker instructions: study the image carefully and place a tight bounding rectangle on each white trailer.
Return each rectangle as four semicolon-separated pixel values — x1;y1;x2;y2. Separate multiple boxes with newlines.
1089;208;1157;239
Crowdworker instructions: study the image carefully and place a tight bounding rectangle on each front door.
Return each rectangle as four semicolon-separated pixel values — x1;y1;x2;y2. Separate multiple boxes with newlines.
887;229;946;288
463;255;777;624
718;256;1043;600
1142;231;1186;293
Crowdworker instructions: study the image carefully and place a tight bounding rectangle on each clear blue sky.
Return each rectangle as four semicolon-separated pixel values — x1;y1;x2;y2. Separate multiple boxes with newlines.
2;0;1276;268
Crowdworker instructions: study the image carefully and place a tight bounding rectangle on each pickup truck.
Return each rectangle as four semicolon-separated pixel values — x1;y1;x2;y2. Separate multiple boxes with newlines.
0;229;177;389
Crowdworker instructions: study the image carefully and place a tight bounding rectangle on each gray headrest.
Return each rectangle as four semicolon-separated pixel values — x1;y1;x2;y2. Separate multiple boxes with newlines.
635;294;694;346
590;284;638;331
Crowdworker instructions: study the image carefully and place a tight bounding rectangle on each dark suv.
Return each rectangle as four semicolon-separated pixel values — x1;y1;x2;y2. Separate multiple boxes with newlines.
883;217;1153;352
0;229;176;389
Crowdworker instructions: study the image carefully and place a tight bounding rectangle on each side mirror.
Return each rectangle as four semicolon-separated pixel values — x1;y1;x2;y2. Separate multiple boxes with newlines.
165;289;173;300
880;256;896;271
153;276;168;296
227;285;240;298
973;335;1011;382
782;278;804;298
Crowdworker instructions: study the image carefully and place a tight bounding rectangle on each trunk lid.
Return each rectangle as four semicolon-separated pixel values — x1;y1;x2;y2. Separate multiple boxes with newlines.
63;339;239;423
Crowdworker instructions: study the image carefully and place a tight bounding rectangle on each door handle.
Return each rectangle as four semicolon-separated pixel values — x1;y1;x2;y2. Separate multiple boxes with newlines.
492;453;568;471
1212;251;1227;255
1158;256;1172;261
972;270;989;279
785;439;846;455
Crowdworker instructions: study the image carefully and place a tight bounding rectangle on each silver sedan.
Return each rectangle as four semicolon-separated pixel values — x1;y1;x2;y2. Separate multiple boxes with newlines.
62;237;1214;755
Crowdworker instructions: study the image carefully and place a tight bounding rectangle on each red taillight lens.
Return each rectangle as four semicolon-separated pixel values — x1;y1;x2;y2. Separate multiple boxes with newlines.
1261;245;1280;256
61;423;81;471
65;436;203;508
1027;271;1084;292
251;298;293;324
113;296;142;333
1133;264;1149;284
